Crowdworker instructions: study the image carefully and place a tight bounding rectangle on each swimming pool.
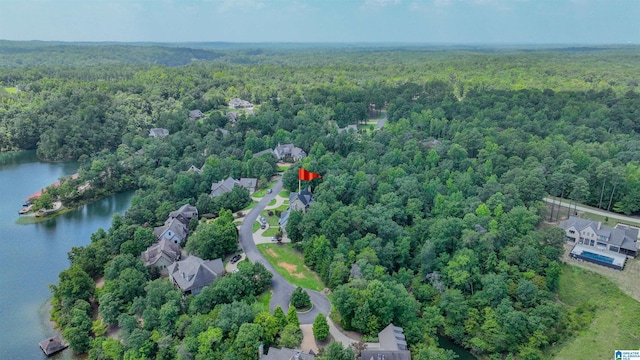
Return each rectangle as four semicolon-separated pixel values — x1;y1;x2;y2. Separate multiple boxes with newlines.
580;251;615;264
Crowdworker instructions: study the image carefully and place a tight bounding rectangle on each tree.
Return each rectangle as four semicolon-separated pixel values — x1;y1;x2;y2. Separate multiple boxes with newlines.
278;323;303;348
290;287;311;309
319;341;354;360
273;306;288;331
254;311;279;345
186;209;238;259
312;314;329;341
285;210;304;242
63;300;93;353
286;305;300;328
233;323;263;360
570;177;590;216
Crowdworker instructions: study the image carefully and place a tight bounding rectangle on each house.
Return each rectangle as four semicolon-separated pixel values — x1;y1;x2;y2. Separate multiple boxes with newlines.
278;209;291;230
167;256;224;295
153;204;198;244
226;111;239;122
289;189;313;213
187;165;203;174
154;217;189;244
237;178;258;194
261;347;315;360
229;98;254;109
211;177;239;197
189;110;205;121
210;176;259;197
273;143;307;162
560;216;638;258
141;238;181;275
360;324;411;360
169;204;199;224
149;128;169;137
39;336;68;356
337;124;358;134
216;128;229;136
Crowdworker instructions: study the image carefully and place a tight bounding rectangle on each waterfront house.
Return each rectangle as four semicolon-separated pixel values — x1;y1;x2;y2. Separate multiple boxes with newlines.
559;216;638;258
360;324;411;360
167;256;224;295
141;238;181;275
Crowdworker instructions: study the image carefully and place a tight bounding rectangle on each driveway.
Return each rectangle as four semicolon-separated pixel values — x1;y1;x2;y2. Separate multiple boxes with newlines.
376;110;387;129
238;177;331;324
543;197;640;227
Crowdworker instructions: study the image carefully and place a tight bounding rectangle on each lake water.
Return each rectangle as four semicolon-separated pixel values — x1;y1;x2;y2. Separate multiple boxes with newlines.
0;151;133;360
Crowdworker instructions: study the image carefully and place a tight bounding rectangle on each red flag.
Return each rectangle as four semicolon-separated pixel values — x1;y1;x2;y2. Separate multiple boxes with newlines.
298;168;322;181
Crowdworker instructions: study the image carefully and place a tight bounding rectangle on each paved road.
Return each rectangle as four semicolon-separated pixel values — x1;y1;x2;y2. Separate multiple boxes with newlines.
238;178;331;324
376;110;387;129
543;197;640;226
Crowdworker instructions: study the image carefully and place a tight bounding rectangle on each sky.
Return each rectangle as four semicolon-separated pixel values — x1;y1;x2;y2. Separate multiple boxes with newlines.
0;0;638;44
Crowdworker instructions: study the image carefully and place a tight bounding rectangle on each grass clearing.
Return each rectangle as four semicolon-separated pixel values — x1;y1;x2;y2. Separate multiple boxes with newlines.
257;243;325;291
552;264;640;360
277;164;292;172
255;290;272;312
252;221;262;233
268;198;276;206
278;190;290;198
4;87;17;94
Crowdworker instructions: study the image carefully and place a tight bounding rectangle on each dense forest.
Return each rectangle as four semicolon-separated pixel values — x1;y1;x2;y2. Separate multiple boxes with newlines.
2;42;640;360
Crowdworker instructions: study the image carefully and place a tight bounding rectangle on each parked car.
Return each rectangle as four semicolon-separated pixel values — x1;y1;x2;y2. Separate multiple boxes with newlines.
261;224;266;229
230;254;242;264
270;237;278;242
260;217;267;224
267;189;272;194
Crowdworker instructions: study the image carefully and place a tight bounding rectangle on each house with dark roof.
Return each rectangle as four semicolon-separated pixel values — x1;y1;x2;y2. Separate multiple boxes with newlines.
153;204;198;244
210;176;259;197
274;143;306;162
361;324;411;360
560;216;638;257
149;128;169;137
289;189;313;213
39;336;68;356
167;256;224;295
253;149;276;159
261;347;315;360
141;238;181;275
229;98;254;109
189;110;205;121
226;111;239;122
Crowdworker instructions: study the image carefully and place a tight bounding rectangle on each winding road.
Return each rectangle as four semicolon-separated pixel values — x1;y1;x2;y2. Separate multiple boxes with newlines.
238;178;332;324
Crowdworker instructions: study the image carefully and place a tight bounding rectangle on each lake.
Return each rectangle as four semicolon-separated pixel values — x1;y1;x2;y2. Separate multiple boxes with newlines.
0;151;133;360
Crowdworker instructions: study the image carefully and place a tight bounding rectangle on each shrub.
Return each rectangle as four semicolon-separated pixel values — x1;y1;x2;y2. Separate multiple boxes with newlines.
312;314;329;340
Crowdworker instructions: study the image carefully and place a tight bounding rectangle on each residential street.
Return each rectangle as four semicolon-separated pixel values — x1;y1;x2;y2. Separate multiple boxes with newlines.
543;197;640;227
237;177;331;324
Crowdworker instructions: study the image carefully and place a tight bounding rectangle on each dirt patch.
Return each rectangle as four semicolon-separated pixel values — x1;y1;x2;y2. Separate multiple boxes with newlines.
291;272;305;279
266;248;279;259
95;277;105;288
278;261;297;273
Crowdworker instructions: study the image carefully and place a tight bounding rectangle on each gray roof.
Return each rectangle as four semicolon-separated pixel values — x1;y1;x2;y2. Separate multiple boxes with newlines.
169;204;198;224
360;350;411;360
560;216;638;250
149;128;169;137
238;178;257;190
154;217;188;242
262;348;315;360
337;124;358;134
226;111;239;122
39;336;68;356
290;189;313;207
168;256;224;293
279;209;291;229
187;165;203;174
360;324;411;360
211;177;237;197
229;98;254;108
274;143;306;160
141;238;181;267
189;110;205;120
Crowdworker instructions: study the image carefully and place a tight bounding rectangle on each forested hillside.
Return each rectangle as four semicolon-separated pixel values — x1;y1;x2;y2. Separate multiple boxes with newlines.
3;42;640;359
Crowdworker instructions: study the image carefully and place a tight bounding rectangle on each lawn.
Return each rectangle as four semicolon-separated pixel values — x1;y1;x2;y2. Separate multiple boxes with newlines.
267;198;277;206
279;190;290;198
262;227;279;237
4;87;17;94
277;164;292;172
257;243;325;291
252;221;262;233
552;264;640;360
255;290;272;312
252;182;276;198
260;210;281;226
242;200;258;211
